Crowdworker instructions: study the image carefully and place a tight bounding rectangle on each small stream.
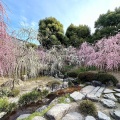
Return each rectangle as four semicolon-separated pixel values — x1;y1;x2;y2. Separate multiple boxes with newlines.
1;86;81;120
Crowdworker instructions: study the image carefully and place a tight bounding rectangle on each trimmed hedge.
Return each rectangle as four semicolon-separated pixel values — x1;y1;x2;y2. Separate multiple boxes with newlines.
77;72;118;86
66;66;97;78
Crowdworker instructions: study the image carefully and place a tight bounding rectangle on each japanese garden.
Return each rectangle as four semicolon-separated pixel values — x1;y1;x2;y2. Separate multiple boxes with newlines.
0;1;120;120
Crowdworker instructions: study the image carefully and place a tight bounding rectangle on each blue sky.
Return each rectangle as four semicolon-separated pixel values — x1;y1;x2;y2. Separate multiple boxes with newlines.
3;0;120;35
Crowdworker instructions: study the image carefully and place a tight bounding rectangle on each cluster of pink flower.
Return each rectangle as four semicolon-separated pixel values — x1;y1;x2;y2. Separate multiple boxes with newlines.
78;33;120;70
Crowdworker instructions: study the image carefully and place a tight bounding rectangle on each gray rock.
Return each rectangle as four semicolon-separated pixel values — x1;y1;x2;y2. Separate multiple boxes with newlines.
32;116;46;120
80;85;95;95
95;87;105;98
116;83;120;89
0;112;6;119
16;114;30;120
103;89;115;94
65;98;71;103
70;91;85;101
62;112;83;120
49;98;58;106
86;94;99;101
63;77;75;82
85;116;96;120
110;109;120;120
92;80;102;87
36;105;47;112
46;103;71;120
104;93;117;101
101;99;116;108
21;75;28;81
115;93;120;98
98;111;111;120
62;82;68;88
114;88;120;92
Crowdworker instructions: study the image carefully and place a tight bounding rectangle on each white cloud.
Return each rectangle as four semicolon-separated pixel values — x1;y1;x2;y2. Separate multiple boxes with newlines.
20;16;37;28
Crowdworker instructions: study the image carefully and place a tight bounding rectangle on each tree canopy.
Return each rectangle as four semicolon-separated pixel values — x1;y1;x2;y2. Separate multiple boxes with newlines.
38;17;65;49
65;24;91;47
91;7;120;42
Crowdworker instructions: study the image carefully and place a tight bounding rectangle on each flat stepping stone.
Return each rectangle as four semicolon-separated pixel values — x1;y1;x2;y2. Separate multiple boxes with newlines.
90;86;100;94
104;93;117;101
98;111;111;120
103;88;115;94
115;93;120;98
95;87;105;97
46;103;71;120
87;86;105;101
101;98;116;108
114;88;120;92
70;91;85;101
62;112;83;120
80;85;95;95
86;94;99;101
110;109;120;120
85;116;96;120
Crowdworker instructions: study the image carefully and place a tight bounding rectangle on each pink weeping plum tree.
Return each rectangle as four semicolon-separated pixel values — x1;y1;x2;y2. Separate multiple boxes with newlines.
78;33;120;71
0;1;15;76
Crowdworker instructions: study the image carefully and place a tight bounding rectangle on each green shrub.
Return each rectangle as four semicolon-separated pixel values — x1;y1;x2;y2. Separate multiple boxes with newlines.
77;72;118;86
8;89;20;97
7;102;17;112
18;90;41;106
79;100;97;116
0;98;9;112
77;72;97;83
0;88;10;97
42;89;49;98
96;73;118;86
61;65;74;75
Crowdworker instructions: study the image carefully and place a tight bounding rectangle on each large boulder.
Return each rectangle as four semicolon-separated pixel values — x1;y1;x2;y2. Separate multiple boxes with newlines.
62;112;83;120
32;116;46;120
85;116;96;120
70;91;85;101
98;111;110;120
101;99;116;108
104;93;117;101
46;103;71;120
110;109;120;120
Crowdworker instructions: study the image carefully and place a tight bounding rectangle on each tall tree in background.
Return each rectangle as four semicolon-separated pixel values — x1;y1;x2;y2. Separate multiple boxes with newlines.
66;24;91;47
38;17;65;49
91;7;120;42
